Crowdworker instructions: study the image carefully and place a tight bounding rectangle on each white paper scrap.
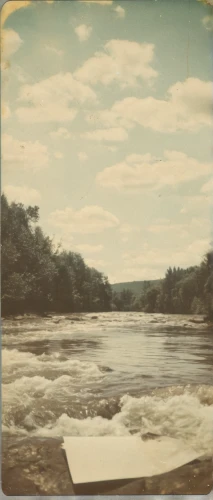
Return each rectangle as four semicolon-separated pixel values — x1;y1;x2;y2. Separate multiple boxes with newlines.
63;436;200;485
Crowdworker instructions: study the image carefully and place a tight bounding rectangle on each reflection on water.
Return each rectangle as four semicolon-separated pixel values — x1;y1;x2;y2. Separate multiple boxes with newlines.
2;312;213;457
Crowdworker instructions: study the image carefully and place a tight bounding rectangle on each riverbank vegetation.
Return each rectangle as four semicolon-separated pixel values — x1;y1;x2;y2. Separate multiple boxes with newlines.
1;195;112;315
2;195;213;319
112;258;213;319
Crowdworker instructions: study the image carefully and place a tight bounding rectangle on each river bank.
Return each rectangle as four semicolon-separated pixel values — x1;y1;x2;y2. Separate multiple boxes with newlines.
2;436;212;495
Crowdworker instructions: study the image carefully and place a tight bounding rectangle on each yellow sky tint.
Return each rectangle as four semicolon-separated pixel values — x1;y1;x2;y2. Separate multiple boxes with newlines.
1;0;55;27
1;1;30;27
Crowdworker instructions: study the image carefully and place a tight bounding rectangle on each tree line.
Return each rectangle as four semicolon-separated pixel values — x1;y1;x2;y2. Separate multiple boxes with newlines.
1;195;112;315
112;257;213;320
2;194;212;319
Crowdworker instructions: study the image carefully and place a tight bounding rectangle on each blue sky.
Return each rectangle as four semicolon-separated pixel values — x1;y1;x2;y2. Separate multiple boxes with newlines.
1;0;213;283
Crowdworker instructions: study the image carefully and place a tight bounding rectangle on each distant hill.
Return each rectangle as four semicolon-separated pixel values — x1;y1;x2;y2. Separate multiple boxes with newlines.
111;280;161;296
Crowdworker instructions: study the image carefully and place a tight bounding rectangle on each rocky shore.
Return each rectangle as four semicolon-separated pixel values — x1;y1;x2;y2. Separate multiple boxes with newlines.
2;436;212;495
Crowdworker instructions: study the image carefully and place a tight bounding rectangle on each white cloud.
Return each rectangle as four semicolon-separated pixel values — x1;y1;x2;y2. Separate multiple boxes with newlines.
186;239;211;257
122;267;163;280
119;223;140;234
74;39;157;87
75;24;92;42
179;194;212;215
88;78;212;132
114;5;125;18
75;243;103;253
198;0;213;5
8;63;31;84
1;102;11;119
79;1;113;5
2;134;49;170
119;223;140;243
45;44;64;56
97;150;212;191
54;151;64;159
83;127;128;142
50;127;73;139
16;72;96;123
3;185;41;205
107;273;118;284
123;238;210;271
123;250;172;268
52;234;74;252
1;29;23;60
148;217;210;240
148;222;184;234
201;178;213;193
78;152;88;162
85;258;107;268
202;15;213;31
49;205;119;233
16;104;77;124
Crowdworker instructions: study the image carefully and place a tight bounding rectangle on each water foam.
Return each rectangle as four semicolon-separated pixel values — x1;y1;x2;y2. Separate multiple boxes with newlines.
2;382;213;457
116;392;213;455
2;348;104;383
2;313;212;462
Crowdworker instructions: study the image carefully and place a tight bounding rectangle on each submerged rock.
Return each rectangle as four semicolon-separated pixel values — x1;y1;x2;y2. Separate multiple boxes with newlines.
106;455;212;495
65;316;83;321
100;365;114;372
2;437;212;496
189;318;205;324
141;432;161;441
2;437;74;496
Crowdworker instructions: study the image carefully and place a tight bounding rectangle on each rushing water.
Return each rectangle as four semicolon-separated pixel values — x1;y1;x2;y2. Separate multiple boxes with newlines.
2;312;213;458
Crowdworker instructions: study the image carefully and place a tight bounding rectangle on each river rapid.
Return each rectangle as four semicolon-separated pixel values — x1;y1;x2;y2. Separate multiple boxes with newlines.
2;312;213;459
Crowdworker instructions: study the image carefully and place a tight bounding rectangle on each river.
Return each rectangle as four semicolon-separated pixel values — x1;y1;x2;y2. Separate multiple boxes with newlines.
2;312;213;459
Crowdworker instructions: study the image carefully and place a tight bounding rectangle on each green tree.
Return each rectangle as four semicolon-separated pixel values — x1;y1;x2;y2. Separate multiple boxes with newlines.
1;195;112;315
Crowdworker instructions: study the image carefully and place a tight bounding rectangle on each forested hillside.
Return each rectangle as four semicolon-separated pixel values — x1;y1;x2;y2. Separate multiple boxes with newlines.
1;195;112;315
111;280;160;296
112;260;213;319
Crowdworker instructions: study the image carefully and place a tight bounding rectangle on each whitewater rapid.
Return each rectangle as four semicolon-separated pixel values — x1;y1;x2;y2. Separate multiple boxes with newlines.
2;312;213;457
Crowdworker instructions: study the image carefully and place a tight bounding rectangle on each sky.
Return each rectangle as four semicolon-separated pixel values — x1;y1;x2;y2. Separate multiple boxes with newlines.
1;0;213;284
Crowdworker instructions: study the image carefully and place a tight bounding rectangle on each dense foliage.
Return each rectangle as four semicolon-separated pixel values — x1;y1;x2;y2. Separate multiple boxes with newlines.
1;195;112;315
111;280;160;296
112;257;213;319
2;194;212;319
